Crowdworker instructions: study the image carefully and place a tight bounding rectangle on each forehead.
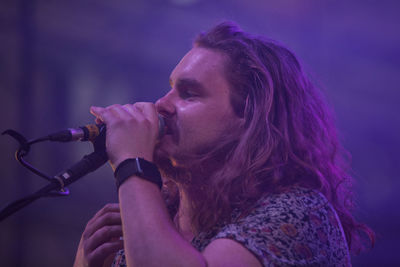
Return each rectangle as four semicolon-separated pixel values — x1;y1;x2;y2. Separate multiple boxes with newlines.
170;47;230;93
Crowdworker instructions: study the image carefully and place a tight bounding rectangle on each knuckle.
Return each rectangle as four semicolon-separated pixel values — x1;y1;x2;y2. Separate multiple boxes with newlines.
99;225;112;238
102;212;116;223
103;203;112;210
124;103;134;108
109;104;121;109
82;230;90;239
103;203;118;212
96;245;109;258
102;225;121;239
105;226;114;238
134;102;144;107
83;242;91;254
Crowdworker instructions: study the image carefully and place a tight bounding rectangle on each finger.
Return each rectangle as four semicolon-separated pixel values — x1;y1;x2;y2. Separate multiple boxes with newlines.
86;225;123;253
134;102;159;132
84;204;120;238
107;104;132;120
87;239;124;267
90;203;120;222
90;106;105;120
122;104;144;119
90;105;131;124
134;102;158;122
84;211;122;240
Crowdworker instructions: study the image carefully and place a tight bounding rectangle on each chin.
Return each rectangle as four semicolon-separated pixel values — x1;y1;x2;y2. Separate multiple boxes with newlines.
153;147;177;181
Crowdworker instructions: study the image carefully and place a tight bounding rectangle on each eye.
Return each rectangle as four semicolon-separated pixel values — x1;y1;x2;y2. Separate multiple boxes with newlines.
180;89;198;99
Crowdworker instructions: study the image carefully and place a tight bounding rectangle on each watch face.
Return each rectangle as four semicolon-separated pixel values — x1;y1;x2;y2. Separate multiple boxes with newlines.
137;158;159;178
136;158;162;189
135;158;144;175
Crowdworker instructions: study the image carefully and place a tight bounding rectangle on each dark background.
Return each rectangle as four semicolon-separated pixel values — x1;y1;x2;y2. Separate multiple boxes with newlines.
0;0;399;266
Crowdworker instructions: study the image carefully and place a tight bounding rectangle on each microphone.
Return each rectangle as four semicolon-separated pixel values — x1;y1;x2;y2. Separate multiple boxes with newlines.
47;115;165;142
51;115;165;190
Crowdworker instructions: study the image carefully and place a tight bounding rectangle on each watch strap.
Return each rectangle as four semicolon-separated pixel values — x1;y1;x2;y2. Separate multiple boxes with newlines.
114;158;162;190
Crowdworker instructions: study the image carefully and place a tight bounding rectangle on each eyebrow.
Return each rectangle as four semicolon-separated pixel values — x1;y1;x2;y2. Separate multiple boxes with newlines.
170;78;206;92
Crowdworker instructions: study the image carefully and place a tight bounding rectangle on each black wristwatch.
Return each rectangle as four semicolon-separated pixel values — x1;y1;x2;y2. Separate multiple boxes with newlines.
114;158;162;190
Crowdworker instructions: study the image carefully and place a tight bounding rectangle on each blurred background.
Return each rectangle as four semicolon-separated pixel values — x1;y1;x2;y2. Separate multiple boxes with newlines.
0;0;399;266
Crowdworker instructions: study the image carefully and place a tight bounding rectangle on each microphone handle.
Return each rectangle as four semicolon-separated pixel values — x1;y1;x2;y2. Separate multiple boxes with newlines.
55;151;108;188
47;124;101;142
0;151;108;222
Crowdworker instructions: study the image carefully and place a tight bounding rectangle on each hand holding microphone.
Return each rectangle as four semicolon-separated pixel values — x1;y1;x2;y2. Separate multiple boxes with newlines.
89;103;162;170
44;102;164;189
72;104;162;266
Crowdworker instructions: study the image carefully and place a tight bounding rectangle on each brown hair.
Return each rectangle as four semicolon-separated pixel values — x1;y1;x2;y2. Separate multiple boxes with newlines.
163;21;374;253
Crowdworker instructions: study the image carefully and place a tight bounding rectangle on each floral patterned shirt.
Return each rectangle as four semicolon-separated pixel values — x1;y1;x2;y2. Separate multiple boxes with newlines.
112;187;351;266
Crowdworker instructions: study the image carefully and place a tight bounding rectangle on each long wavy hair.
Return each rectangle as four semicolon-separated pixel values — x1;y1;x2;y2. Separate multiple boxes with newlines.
162;21;374;253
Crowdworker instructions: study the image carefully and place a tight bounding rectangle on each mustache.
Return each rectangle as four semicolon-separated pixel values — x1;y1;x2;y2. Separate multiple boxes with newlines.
160;117;180;143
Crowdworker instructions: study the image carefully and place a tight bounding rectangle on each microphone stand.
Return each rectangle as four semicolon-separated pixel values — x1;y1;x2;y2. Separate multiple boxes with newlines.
0;126;108;222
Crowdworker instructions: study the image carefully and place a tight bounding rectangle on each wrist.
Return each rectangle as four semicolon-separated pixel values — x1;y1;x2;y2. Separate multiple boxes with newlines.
111;154;153;171
114;158;162;190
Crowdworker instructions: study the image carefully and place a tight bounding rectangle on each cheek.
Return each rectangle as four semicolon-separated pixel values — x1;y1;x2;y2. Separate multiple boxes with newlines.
176;103;203;134
179;106;230;143
175;95;238;141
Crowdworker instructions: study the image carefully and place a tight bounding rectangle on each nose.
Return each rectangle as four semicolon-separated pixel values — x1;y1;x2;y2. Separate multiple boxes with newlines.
155;90;176;118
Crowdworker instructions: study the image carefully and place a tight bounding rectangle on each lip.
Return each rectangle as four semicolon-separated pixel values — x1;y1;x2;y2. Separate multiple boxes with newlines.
161;119;179;144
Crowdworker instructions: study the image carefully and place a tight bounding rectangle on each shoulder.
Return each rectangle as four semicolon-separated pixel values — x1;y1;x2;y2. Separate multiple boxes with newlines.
193;187;351;266
237;187;328;222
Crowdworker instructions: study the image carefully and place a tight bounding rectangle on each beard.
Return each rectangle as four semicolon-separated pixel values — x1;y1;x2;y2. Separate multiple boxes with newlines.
153;135;239;189
153;141;185;181
153;114;244;188
153;127;242;221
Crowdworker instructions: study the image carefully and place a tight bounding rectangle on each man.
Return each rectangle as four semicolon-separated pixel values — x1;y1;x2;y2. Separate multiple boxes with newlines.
74;22;373;266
